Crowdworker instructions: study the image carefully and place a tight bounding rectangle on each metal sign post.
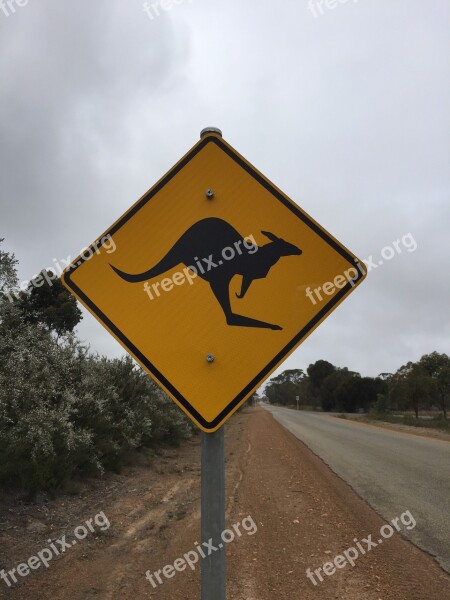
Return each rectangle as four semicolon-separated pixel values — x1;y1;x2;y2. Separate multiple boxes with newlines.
201;427;226;600
59;125;367;599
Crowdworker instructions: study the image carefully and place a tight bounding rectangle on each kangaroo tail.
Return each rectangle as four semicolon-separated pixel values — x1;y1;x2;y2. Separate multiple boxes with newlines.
110;250;181;283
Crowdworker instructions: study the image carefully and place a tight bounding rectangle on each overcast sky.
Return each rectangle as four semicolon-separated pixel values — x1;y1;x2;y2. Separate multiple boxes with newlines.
1;0;449;383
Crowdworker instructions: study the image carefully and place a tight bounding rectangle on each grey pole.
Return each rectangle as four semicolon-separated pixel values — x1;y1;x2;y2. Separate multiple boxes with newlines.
200;127;225;600
201;428;226;600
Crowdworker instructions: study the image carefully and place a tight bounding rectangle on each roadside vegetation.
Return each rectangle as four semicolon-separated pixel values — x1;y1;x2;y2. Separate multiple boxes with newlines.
364;412;450;433
0;239;195;498
264;354;450;432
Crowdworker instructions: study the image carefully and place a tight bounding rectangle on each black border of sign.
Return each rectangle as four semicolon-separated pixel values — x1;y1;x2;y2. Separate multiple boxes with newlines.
63;135;364;431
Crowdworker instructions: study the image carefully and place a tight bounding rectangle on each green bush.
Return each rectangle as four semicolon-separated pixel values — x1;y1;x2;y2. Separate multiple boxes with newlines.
0;304;193;496
370;393;391;415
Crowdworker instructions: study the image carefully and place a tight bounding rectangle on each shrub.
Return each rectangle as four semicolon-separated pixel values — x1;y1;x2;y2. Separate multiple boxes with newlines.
0;306;193;496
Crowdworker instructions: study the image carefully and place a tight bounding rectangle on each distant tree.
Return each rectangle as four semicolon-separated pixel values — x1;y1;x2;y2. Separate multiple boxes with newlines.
296;376;316;409
335;375;386;413
307;360;335;391
270;369;305;385
18;270;82;336
436;366;450;419
265;369;305;406
307;363;359;412
389;362;435;418
265;380;296;406
371;393;391;414
319;369;354;412
378;372;393;381
419;352;450;418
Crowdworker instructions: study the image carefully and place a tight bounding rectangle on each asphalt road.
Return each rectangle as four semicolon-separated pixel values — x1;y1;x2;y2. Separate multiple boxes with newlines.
264;404;450;573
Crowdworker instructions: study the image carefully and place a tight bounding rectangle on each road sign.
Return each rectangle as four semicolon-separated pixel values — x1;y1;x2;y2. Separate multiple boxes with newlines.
62;128;366;432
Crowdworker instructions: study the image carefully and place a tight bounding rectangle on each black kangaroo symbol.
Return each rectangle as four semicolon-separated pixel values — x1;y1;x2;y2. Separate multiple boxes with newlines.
110;217;302;330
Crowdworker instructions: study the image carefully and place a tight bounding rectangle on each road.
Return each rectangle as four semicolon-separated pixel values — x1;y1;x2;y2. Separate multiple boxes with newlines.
264;404;450;573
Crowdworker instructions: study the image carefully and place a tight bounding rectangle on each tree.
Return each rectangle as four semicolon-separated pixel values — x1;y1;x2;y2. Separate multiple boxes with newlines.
371;392;391;414
307;360;335;391
319;369;353;412
265;380;297;406
317;370;338;411
378;372;393;381
334;376;386;413
418;352;450;418
389;362;435;418
0;238;18;293
270;369;305;385
436;366;450;419
265;369;305;406
18;270;82;336
0;240;22;339
296;376;315;409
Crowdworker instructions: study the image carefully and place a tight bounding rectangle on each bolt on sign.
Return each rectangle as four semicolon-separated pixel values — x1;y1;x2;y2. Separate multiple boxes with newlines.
61;129;366;432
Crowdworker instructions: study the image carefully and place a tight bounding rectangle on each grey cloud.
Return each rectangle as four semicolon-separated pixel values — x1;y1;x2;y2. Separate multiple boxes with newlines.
1;0;449;381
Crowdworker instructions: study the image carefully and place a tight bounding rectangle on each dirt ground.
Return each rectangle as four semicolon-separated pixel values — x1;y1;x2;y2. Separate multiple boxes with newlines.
1;406;449;600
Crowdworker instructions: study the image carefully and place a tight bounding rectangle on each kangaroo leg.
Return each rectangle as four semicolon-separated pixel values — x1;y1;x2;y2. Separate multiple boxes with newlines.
235;275;253;299
209;279;282;331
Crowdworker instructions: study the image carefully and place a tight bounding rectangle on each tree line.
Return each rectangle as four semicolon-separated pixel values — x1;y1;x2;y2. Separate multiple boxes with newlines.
0;239;195;497
264;353;450;419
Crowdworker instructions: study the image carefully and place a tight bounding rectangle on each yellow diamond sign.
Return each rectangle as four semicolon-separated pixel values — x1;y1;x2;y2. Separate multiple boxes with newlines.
62;130;366;431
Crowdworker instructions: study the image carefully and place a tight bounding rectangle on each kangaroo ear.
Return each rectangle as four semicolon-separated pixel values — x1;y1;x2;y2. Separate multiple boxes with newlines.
261;230;280;242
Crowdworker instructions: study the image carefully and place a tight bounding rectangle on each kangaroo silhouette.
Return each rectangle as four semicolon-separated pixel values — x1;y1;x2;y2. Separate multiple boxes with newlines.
110;217;302;330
